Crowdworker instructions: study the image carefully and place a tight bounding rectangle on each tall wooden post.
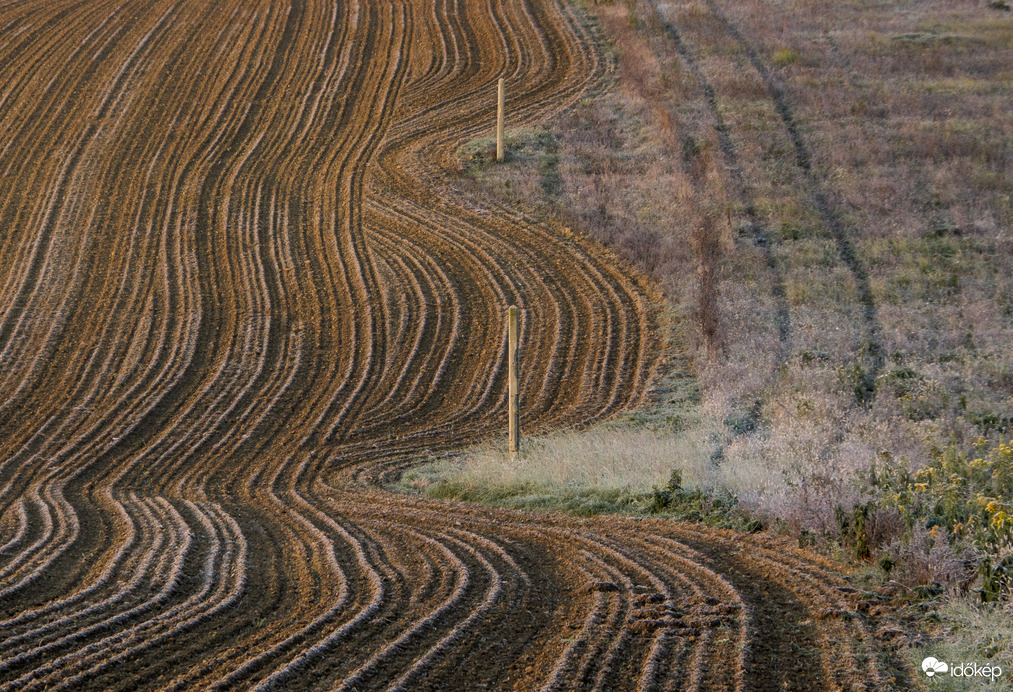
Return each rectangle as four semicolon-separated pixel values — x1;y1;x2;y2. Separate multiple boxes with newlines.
496;78;505;162
508;305;519;454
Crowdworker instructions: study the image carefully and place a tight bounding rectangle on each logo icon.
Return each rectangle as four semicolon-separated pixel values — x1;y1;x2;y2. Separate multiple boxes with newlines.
922;657;949;677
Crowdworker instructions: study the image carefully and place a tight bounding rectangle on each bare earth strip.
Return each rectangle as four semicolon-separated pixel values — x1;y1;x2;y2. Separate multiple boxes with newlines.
0;1;916;689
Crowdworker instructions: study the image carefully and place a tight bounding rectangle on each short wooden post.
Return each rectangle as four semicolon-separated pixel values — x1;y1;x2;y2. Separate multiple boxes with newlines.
496;78;505;162
508;305;519;454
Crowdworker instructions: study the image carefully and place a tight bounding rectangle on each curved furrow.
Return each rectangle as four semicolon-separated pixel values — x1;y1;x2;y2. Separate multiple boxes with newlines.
329;526;477;691
356;194;647;436
0;0;916;689
9;500;245;692
104;1;315;493
633;535;750;691
187;452;383;691
0;492;147;641
171;467;346;690
47;0;288;487
0;0;269;474
0;480;79;602
0;1;180;381
543;528;741;692
0;495;190;688
405;0;458;90
0;490;53;585
0;2;285;620
386;531;509;691
0;495;183;677
311;2;416;445
0;499;29;557
663;523;887;689
544;550;632;692
352;224;454;425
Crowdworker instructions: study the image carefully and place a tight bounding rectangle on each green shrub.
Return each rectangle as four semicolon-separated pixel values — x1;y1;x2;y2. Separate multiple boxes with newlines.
835;501;875;560
772;47;802;67
648;470;761;532
865;439;1013;600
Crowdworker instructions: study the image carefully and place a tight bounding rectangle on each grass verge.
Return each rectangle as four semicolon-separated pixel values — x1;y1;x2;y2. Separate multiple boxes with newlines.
391;425;753;529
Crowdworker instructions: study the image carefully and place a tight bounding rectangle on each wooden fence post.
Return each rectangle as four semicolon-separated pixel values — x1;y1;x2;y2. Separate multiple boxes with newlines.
508;305;519;454
497;78;505;162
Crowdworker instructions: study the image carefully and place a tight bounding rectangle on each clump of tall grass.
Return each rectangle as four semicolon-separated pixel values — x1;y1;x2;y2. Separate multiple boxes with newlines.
398;428;702;514
915;597;1013;691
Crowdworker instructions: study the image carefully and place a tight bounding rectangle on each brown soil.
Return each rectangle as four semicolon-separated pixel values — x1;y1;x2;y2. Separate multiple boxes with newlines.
0;1;916;689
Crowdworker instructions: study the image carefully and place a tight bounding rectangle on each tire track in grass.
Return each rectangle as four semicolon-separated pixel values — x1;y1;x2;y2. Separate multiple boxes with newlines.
695;0;885;396
644;0;792;359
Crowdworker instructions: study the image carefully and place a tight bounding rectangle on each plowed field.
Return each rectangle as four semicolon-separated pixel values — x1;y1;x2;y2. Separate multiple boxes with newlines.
0;1;915;689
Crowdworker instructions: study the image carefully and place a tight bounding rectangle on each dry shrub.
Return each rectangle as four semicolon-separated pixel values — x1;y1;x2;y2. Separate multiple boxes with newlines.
883;526;966;590
692;213;724;359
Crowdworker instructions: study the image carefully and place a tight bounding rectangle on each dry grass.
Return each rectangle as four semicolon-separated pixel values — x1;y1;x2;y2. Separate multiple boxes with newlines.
399;427;697;512
919;597;1013;690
